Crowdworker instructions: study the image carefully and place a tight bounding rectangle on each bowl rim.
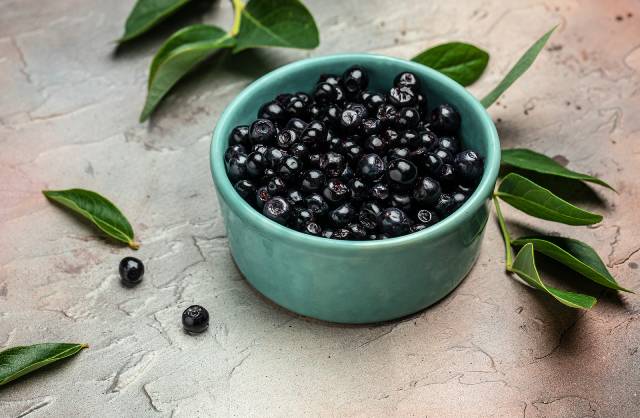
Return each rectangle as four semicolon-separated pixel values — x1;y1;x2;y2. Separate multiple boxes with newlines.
210;53;500;251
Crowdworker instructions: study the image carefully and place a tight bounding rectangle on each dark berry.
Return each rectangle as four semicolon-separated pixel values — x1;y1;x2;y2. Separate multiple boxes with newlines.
452;191;467;207
263;197;291;225
417;129;438;151
390;193;413;212
358;201;382;230
323;178;351;204
119;257;144;286
275;129;298;149
286;189;304;207
340;164;354;182
347;223;368;240
285;118;308;134
364;92;386;112
258;100;287;124
252;143;268;156
342;65;369;96
226;153;248;181
277;156;302;179
349;178;368;201
396;107;420;129
182;305;209;334
413;177;442;207
305;193;329;216
387;158;418;189
381;128;399;147
415;93;428;114
256;186;272;210
313;82;338;104
275;93;293;105
301;121;328;149
291;207;315;230
234;179;256;203
377;207;410;237
265;147;288;168
249;119;277;144
322;105;342;128
415;209;439;227
364;135;386;154
285;98;308;119
304;222;322;236
246;152;266;178
387;147;411;161
224;144;246;164
438;136;460;154
362;118;381;135
430;104;461;135
290;143;309;160
341;140;363;161
358;153;386;182
397;130;419;148
340;108;363;132
308;153;322;168
329;203;355;226
454;150;484;185
394;71;421;90
369;182;390;201
301;169;326;192
436;163;457;189
267;176;287;195
388;86;417;107
376;103;398;126
320;152;346;177
422;153;443;176
319;73;341;86
345;103;368;118
296;92;312;106
331;228;351;240
434;193;456;217
229;125;251;147
435;148;453;164
308;103;325;120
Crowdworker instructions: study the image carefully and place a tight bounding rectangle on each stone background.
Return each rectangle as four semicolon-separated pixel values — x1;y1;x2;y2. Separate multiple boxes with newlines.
1;0;639;416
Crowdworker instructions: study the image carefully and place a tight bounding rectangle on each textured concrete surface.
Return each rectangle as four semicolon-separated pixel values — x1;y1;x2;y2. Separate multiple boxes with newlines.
1;0;639;416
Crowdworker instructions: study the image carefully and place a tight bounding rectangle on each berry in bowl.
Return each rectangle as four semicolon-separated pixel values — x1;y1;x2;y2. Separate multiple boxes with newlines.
211;54;499;323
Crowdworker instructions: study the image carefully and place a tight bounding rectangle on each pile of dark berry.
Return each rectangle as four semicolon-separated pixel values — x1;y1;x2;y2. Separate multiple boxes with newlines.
224;65;484;240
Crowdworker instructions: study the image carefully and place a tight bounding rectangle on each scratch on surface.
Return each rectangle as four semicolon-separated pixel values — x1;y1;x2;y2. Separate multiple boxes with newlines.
142;384;161;413
228;353;251;379
106;351;157;394
10;36;32;84
358;324;398;348
15;397;54;417
531;311;587;362
610;246;640;268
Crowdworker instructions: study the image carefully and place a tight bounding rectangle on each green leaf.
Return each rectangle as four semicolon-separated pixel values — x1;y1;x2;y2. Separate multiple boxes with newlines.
411;42;489;86
43;189;139;249
480;26;556;108
119;0;192;43
511;244;596;309
0;343;87;386
512;236;631;293
501;148;614;190
234;0;319;53
496;173;602;226
140;25;235;121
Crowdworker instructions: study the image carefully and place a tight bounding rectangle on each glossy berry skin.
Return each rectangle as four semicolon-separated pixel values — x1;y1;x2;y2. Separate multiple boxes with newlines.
305;193;329;216
258;100;287;124
417;129;438;151
319;73;341;86
234;179;256;203
358;201;382;230
285;118;307;134
119;257;144;286
376;104;398;127
422;153;443;176
438;136;460;154
364;92;386;112
394;71;421;90
263;197;291;225
320;152;347;177
454;150;484;185
229;125;251;147
291;207;315;230
415;209;439;227
250;119;277;144
290;143;309;160
224;145;246;164
301;169;326;192
390;193;413;212
322;104;342;128
396;107;420;130
342;65;369;96
347;223;368;240
434;193;456;217
323;178;351;204
387;147;411;161
397;130;419;148
303;222;322;236
246;152;266;178
329;203;355;226
276;129;298;149
369;182;390;201
226;153;248;182
430;104;461;135
286;189;304;207
340;108;363;132
452;191;467;207
377;207;410;237
277;156;302;179
301;121;328;149
413;177;442;207
364;135;386;154
267;176;287;195
265;147;288;169
436;163;457;189
255;186;272;210
434;148;453;164
358;154;386;182
313;82;338;104
387;158;418;189
182;305;209;334
388;86;417;108
361;118;381;136
349;178;368;201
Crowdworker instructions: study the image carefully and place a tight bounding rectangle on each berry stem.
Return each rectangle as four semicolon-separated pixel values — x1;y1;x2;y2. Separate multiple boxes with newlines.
492;194;513;270
230;0;245;37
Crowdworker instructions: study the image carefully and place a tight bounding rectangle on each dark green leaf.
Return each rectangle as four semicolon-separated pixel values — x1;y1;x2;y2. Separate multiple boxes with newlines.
512;236;631;292
0;343;87;386
480;26;556;108
43;189;139;249
501;148;614;190
411;42;489;86
234;0;319;53
511;244;597;309
119;0;192;43
496;173;602;226
140;25;235;121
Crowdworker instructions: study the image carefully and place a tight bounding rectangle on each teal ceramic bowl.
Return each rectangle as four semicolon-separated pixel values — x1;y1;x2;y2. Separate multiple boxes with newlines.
211;54;500;324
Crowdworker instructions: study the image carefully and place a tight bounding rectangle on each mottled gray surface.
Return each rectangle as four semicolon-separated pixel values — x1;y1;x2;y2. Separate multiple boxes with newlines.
1;0;639;416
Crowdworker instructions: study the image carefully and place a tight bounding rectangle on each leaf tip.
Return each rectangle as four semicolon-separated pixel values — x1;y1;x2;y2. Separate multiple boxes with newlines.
129;240;141;250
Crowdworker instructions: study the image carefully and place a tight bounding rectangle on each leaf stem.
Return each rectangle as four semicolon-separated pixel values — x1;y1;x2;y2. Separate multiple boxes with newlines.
493;194;513;270
230;0;244;36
